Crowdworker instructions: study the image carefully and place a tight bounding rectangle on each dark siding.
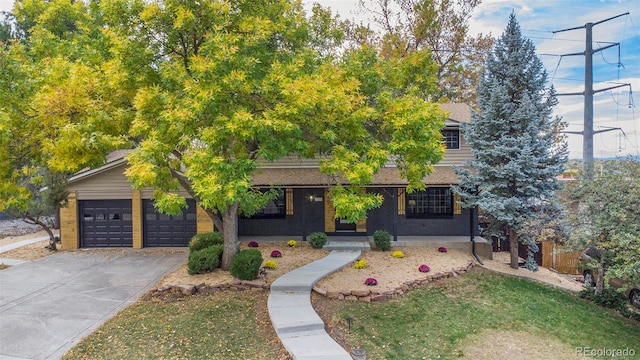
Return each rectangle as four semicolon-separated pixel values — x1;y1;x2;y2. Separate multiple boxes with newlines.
238;188;325;237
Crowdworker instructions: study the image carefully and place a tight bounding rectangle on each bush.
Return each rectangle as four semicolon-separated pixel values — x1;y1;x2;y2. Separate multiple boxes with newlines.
354;259;367;269
579;287;626;309
189;232;224;252
419;264;430;273
308;232;328;249
231;249;263;280
187;245;223;275
392;250;405;258
263;259;278;270
270;250;282;258
373;230;391;251
247;241;259;248
365;278;378;286
287;240;297;248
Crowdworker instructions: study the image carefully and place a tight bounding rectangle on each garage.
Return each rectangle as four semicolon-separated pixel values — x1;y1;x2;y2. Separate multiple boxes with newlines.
79;200;133;247
143;199;197;247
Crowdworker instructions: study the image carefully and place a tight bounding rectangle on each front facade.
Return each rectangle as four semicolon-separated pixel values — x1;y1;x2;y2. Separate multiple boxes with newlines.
59;104;476;250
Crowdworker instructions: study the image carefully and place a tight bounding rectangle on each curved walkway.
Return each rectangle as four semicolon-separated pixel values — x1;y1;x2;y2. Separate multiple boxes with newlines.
268;250;361;360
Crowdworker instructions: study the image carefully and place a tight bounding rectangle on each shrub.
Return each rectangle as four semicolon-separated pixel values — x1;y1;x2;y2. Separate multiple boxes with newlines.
365;278;378;286
189;232;224;252
354;259;367;269
287;240;297;248
373;230;391;251
308;232;328;249
392;250;405;258
419;264;430;273
579;287;626;309
187;245;223;275
270;250;282;258
231;249;263;280
263;259;278;270
438;246;448;253
247;241;259;248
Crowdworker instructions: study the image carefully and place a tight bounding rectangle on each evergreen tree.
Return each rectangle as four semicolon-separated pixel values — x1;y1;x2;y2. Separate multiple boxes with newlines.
453;13;568;270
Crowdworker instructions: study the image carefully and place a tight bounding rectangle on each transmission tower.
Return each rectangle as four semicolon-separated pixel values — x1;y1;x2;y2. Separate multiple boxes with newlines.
553;12;630;176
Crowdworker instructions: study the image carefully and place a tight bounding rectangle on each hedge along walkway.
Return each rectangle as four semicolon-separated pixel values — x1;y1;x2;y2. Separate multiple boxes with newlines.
267;250;361;359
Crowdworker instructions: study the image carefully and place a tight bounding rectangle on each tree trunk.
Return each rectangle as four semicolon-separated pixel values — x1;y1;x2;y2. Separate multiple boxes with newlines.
595;260;605;295
24;215;57;251
220;202;240;271
509;228;519;269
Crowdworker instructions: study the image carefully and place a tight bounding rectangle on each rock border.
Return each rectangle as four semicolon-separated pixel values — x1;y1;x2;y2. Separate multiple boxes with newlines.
147;261;475;301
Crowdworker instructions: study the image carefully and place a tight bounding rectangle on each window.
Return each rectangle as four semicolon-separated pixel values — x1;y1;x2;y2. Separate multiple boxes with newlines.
442;129;460;149
406;187;453;218
245;189;286;219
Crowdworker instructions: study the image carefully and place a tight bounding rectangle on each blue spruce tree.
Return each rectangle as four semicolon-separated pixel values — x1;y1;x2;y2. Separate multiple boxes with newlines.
453;13;568;270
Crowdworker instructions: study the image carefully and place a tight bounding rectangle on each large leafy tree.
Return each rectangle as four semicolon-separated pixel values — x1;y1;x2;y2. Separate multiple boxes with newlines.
353;0;494;105
118;0;446;269
5;0;447;270
453;14;568;270
564;159;640;294
0;0;115;248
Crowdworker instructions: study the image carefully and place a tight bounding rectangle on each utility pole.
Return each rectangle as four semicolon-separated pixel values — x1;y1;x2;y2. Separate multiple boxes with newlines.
553;12;629;176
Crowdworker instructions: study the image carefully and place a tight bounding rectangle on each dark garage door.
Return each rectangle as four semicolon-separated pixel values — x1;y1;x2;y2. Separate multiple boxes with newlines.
143;199;197;247
79;200;133;247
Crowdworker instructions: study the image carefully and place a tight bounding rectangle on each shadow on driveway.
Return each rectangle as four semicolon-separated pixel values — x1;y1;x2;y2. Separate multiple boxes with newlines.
0;249;187;360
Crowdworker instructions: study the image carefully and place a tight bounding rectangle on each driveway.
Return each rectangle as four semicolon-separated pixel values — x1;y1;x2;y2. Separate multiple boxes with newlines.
0;249;187;360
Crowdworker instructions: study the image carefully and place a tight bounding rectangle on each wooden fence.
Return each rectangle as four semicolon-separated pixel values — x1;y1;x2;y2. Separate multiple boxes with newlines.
541;241;581;275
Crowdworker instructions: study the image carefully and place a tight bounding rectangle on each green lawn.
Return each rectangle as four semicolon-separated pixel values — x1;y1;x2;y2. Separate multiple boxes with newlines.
63;269;640;360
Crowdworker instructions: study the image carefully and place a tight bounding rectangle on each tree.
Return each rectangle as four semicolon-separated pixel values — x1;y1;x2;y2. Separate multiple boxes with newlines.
564;159;640;294
7;0;447;270
453;13;568;270
0;0;122;248
117;0;446;270
353;0;494;105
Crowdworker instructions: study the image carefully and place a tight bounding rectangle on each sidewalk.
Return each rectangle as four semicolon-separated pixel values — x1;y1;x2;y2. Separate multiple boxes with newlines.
268;250;361;360
0;233;59;266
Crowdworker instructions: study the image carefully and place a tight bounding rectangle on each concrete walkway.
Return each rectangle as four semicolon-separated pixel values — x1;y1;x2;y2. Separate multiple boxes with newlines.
0;235;56;266
268;250;361;360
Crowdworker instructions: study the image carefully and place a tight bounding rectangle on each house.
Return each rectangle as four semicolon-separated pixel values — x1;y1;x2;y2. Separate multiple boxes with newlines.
59;103;491;257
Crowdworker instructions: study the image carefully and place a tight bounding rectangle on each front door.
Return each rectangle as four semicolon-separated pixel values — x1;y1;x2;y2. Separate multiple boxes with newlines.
335;218;356;232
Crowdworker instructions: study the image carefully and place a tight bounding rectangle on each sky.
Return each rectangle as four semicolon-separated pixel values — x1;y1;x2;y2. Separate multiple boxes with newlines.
1;0;639;160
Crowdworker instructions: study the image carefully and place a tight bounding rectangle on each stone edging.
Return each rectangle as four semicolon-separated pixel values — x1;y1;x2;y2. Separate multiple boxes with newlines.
312;261;475;302
148;261;475;299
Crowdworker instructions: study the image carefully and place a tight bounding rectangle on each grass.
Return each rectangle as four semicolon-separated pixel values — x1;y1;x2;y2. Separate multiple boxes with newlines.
334;270;640;359
62;269;640;360
62;291;289;360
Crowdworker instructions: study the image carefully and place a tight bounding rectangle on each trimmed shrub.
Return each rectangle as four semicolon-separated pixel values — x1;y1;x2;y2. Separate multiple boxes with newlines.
189;232;224;252
354;259;367;269
373;230;391;251
308;232;328;249
187;245;223;275
263;259;278;270
365;278;378;286
271;250;282;258
231;249;263;280
287;240;297;248
392;250;405;258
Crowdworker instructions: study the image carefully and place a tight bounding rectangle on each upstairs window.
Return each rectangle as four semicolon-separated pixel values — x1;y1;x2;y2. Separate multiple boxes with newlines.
406;187;453;218
442;129;460;149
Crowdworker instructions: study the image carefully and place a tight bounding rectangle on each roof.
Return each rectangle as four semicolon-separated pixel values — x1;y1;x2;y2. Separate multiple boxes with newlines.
439;103;472;125
68;103;471;185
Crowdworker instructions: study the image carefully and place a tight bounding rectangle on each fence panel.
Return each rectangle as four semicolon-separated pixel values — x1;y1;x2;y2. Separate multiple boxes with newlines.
541;242;581;275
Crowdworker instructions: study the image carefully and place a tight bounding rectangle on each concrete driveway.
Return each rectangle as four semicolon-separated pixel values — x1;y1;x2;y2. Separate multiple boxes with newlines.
0;249;187;360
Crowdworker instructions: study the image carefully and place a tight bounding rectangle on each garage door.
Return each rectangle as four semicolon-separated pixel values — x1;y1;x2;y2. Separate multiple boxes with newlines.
79;200;133;247
143;199;197;247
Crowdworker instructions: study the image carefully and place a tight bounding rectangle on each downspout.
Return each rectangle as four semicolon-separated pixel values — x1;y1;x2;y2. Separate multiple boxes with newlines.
470;204;483;265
